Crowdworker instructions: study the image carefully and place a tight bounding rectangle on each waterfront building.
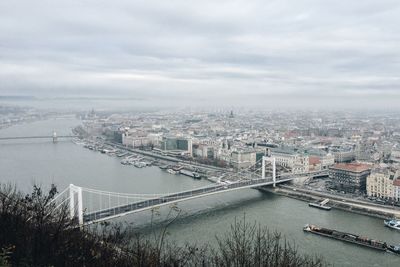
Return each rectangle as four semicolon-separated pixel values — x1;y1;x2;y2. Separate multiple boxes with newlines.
394;179;400;202
231;149;256;169
159;137;193;156
193;144;215;159
270;147;309;174
215;147;233;163
329;163;372;193
320;153;335;169
122;132;161;148
367;167;400;201
307;149;335;170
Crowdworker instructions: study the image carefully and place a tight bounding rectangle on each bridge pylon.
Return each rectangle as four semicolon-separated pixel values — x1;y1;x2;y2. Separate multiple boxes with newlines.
52;131;58;143
262;156;276;187
69;184;83;225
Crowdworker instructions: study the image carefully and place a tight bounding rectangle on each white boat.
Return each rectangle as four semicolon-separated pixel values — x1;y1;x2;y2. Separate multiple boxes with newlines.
134;162;146;168
384;219;400;230
167;169;177;174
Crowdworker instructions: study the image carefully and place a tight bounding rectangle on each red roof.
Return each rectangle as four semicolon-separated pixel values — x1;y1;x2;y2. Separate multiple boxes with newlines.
309;156;321;165
331;163;371;173
393;179;400;187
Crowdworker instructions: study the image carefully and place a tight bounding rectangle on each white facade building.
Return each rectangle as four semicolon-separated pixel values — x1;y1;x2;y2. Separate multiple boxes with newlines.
270;148;309;174
367;168;400;200
320;153;335;169
231;149;256;169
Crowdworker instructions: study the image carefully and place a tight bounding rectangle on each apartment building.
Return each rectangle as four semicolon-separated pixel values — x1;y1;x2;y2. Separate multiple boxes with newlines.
270;147;309;174
231;149;256;169
329;163;372;193
367;167;400;201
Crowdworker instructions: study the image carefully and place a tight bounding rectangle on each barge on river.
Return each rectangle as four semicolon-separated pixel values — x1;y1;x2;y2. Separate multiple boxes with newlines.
303;224;400;254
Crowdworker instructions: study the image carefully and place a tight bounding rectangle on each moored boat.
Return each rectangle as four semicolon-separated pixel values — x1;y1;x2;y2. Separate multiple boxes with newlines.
308;198;331;210
159;165;169;170
388;244;400;254
193;172;201;179
172;165;184;172
179;169;201;179
134;161;146;168
167;169;178;174
308;202;331;210
384;219;400;231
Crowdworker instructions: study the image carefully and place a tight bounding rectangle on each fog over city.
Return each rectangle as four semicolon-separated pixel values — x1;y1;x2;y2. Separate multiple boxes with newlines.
1;0;400;109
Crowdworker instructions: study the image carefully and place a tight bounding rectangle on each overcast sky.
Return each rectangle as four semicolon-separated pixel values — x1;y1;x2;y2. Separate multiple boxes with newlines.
1;0;399;108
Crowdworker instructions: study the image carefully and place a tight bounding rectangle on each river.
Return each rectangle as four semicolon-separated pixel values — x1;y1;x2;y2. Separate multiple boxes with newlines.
0;116;399;266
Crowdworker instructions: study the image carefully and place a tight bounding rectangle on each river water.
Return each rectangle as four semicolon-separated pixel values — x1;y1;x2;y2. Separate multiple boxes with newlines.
0;117;399;266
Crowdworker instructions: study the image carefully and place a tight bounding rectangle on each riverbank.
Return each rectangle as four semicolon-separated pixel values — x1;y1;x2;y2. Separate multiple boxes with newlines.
260;185;400;219
106;141;230;173
106;142;230;183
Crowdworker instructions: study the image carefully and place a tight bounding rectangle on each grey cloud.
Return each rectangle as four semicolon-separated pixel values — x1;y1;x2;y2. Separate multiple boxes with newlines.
0;0;399;108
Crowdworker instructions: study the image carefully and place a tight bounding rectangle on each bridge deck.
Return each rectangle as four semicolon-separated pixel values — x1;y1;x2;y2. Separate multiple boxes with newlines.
0;135;77;140
83;177;294;224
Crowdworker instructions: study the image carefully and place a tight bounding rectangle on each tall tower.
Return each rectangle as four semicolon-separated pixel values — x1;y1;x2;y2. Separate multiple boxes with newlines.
52;130;58;143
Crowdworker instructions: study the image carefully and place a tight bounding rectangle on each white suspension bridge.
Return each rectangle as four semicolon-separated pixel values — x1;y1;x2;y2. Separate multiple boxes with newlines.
50;157;327;226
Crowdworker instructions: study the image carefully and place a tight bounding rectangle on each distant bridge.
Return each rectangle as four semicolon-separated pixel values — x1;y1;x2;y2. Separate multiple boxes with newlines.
0;135;77;140
0;131;77;143
51;157;326;225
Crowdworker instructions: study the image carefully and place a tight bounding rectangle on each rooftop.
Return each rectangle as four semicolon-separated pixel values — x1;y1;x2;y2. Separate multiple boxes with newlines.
330;163;371;173
309;156;321;165
271;146;307;156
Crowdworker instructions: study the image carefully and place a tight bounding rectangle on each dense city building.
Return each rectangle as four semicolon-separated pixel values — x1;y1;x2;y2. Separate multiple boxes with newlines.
231;149;257;169
331;148;355;163
270;147;309;174
329;163;372;193
159;137;193;156
367;167;400;200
